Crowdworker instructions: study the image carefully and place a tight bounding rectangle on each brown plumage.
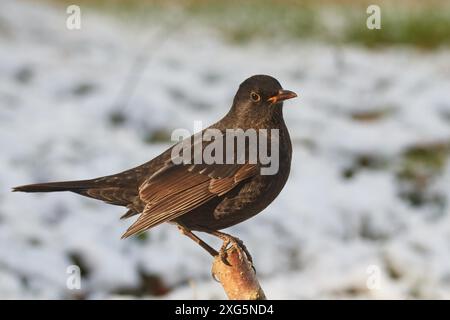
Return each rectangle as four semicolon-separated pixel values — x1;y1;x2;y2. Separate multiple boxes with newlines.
13;75;297;259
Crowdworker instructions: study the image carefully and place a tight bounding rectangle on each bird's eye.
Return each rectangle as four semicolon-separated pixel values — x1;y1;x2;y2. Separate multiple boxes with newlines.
250;92;260;102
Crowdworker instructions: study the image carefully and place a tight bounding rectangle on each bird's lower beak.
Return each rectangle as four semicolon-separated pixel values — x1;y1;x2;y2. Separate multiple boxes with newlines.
267;90;298;104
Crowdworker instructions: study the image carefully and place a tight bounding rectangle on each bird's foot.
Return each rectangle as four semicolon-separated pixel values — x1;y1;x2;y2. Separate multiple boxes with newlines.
214;233;253;266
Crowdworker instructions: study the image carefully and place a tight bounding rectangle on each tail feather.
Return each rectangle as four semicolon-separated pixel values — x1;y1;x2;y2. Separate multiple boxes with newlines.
12;179;97;193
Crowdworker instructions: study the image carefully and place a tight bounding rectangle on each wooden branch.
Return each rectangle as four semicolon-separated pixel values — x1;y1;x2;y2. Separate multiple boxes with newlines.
211;243;266;300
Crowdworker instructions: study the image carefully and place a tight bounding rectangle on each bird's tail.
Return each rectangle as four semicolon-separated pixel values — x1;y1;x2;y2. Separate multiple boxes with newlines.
12;179;97;193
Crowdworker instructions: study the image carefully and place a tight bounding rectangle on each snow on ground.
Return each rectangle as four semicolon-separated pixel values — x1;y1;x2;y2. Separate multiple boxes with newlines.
1;0;450;299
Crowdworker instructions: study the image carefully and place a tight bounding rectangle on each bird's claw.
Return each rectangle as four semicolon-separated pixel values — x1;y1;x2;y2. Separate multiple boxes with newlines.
217;238;231;265
217;235;253;266
236;238;253;264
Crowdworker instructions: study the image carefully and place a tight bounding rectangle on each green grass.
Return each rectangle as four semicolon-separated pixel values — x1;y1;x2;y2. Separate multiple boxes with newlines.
397;143;450;182
49;0;450;48
344;7;450;48
184;2;321;44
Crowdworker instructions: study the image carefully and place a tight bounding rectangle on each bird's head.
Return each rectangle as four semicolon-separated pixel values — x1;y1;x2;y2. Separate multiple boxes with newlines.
230;75;297;122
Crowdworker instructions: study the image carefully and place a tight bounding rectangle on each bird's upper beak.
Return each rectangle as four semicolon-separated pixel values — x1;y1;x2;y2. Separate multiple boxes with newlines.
267;89;298;104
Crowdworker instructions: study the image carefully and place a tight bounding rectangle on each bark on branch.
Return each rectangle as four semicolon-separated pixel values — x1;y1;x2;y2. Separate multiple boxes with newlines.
211;244;266;300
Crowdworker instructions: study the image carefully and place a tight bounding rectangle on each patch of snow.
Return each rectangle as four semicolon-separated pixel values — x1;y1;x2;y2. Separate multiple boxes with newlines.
0;0;449;299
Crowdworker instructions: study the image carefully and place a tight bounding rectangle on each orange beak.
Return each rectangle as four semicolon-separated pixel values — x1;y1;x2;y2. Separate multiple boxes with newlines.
267;89;298;104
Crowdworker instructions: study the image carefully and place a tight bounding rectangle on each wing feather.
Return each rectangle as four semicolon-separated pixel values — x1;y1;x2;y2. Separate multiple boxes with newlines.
121;163;258;238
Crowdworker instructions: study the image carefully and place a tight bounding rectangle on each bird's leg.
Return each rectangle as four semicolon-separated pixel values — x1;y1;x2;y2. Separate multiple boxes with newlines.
204;230;253;265
177;224;218;257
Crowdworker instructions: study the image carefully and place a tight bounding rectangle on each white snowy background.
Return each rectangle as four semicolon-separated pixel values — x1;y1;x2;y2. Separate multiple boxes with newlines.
1;0;450;299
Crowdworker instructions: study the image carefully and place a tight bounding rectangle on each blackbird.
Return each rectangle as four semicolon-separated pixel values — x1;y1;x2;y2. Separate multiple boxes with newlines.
13;75;297;261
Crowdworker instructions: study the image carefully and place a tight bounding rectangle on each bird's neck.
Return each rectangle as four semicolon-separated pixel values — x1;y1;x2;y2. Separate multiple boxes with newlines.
218;104;285;130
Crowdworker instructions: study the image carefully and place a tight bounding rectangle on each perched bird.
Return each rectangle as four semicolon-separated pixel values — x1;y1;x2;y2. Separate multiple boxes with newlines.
13;75;297;261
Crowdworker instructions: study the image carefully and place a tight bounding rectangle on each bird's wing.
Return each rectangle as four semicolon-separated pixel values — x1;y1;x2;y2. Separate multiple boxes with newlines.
121;162;258;238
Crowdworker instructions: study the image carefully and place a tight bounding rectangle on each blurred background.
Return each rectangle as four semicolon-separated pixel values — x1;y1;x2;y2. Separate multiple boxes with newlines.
1;0;450;299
